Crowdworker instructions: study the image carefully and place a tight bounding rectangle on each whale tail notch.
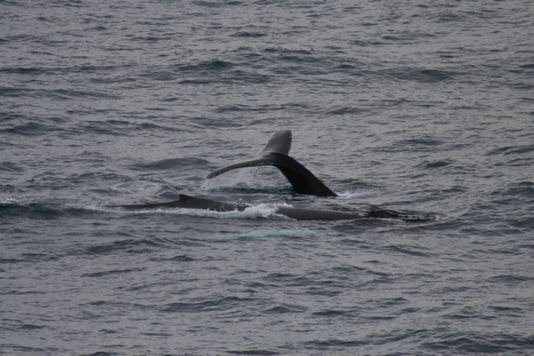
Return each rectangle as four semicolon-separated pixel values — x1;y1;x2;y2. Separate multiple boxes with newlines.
207;130;337;197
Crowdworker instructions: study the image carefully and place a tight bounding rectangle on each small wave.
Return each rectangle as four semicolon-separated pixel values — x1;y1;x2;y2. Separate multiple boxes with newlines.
160;295;252;313
237;228;312;240
177;59;234;73
486;144;534;156
305;338;365;349
382;244;433;257
81;267;146;278
416;159;453;169
83;120;134;136
326;106;367;116
0;161;23;172
231;31;267;38
137;122;188;132
422;332;534;353
0;202;75;219
85;238;168;255
226;349;280;356
379;137;444;152
379;67;458;83
262;304;307;314
0;122;54;136
491;181;534;199
148;254;195;262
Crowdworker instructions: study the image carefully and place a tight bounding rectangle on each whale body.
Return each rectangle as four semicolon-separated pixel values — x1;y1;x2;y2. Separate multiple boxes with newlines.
112;194;432;222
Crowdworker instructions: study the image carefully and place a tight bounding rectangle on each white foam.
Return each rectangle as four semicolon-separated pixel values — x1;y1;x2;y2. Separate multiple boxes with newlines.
101;202;293;220
337;190;369;200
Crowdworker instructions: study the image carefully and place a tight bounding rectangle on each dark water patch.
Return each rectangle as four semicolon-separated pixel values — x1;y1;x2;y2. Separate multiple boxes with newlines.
148;254;195;262
489;305;523;316
304;338;365;350
491;181;534;199
0;66;45;75
130;157;209;171
262;304;307;314
19;323;45;330
488;274;534;285
231;31;267;38
263;272;314;287
129;35;172;42
379;137;444;153
19;252;60;263
506;216;534;230
82;267;146;278
0;161;23;172
326;106;367;116
2;345;51;354
83;120;136;136
180;67;270;85
193;0;242;8
68;171;132;184
85;238;173;255
487;144;534;156
422;332;534;353
227;349;280;355
0;122;56;136
417;159;453;169
263;46;314;58
382;244;432;257
0;184;17;192
0;257;26;264
378;67;458;83
137;122;190;132
331;264;389;277
312;308;358;318
0;64;123;75
0;202;93;220
53;88;117;100
0;289;46;295
0;87;118;100
178;59;234;73
160;296;253;313
350;39;386;47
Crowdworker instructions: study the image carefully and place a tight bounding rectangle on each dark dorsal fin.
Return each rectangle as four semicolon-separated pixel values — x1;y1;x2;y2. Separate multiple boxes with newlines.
207;130;337;197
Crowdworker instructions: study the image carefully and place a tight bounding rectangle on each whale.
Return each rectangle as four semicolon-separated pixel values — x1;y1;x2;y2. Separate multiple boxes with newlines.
112;193;432;222
111;130;434;222
207;130;337;197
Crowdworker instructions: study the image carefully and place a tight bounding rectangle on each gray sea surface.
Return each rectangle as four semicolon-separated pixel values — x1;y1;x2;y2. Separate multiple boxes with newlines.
1;0;534;355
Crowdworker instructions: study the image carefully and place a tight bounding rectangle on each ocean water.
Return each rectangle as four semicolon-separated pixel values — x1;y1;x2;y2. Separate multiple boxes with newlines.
1;0;533;355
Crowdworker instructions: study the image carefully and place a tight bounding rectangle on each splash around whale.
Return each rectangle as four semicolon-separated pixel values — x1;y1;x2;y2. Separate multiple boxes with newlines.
111;130;435;222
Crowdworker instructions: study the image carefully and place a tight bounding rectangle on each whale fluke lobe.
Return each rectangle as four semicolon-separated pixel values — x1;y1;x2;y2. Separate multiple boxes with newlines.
262;129;292;155
207;130;337;197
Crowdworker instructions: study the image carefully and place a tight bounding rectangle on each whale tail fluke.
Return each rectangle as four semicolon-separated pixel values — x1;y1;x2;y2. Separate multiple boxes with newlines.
207;130;337;197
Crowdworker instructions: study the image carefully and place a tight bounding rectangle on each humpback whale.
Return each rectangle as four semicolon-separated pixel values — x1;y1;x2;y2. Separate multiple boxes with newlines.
207;130;337;197
113;194;429;222
111;130;434;222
